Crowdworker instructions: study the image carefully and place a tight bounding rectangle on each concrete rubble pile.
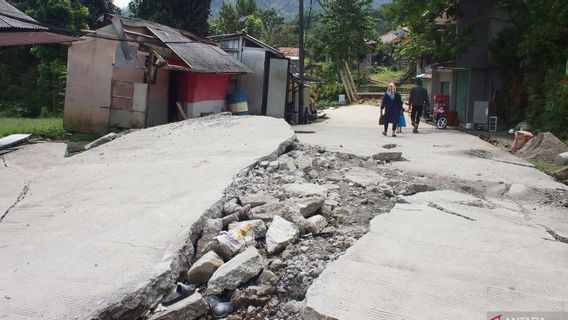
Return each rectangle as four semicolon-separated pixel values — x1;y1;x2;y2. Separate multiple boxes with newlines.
145;143;436;320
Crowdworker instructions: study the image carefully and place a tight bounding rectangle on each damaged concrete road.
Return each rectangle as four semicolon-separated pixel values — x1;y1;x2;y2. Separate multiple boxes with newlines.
299;105;568;319
0;114;294;320
305;191;568;319
297;105;565;190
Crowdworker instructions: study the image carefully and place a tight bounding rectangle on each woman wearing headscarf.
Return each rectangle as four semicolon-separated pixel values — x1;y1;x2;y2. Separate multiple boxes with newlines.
380;83;403;137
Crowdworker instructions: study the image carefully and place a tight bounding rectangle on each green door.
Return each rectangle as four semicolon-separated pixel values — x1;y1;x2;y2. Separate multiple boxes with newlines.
455;70;469;124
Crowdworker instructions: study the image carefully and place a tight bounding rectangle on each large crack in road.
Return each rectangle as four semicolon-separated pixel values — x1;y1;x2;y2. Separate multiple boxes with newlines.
0;182;29;223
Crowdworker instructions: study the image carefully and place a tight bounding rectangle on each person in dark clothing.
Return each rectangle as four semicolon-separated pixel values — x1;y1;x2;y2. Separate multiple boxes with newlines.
409;78;430;133
380;83;403;137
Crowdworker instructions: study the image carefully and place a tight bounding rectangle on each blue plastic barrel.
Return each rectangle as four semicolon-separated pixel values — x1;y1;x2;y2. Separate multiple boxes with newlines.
227;92;249;115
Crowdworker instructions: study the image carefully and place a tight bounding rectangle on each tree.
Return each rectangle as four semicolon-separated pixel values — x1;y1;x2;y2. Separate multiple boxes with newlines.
259;9;297;47
79;0;120;28
490;0;568;139
0;0;90;117
213;0;263;37
317;0;376;63
383;0;473;63
129;0;213;36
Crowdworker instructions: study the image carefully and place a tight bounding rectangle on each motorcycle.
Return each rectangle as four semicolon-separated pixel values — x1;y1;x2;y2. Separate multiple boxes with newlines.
432;94;448;129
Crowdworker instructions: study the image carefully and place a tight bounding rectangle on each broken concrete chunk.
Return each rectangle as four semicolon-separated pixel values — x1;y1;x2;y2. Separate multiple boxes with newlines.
308;170;320;179
223;200;242;215
247;202;284;221
284;183;330;197
326;172;343;182
344;167;385;187
207;247;264;295
307;215;327;235
278;155;298;171
203;219;223;235
372;152;403;162
195;234;217;259
195;219;223;259
228;220;267;239
295;155;314;171
259;161;270;168
83;132;118;151
266;216;300;255
187;251;224;285
321;205;333;218
196;219;224;259
258;269;278;286
149;292;209;320
313;157;332;169
324;199;338;207
294;196;324;218
269;161;280;169
240;193;278;208
222;212;240;227
279;209;310;234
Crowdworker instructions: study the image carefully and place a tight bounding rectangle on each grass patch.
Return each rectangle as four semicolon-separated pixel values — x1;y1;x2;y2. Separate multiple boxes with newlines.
534;161;562;174
369;68;405;86
0;117;67;140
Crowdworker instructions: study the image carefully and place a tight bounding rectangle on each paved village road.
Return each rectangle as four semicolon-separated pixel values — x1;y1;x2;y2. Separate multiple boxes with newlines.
0;115;294;320
298;105;568;320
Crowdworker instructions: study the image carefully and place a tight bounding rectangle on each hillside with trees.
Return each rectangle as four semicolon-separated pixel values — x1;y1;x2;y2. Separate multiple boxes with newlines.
210;0;390;20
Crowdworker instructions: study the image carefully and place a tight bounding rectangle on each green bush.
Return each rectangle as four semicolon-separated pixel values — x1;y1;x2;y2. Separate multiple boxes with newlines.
314;99;341;109
314;82;345;103
527;67;568;141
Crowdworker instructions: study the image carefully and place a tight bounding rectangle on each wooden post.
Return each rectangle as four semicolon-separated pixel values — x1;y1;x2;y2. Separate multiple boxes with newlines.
298;0;305;123
176;102;188;120
339;67;351;103
344;61;358;102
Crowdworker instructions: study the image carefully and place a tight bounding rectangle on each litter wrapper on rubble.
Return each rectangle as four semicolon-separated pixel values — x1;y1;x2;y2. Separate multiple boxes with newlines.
216;224;255;255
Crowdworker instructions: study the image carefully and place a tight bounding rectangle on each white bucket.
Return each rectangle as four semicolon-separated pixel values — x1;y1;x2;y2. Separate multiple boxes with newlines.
465;123;474;130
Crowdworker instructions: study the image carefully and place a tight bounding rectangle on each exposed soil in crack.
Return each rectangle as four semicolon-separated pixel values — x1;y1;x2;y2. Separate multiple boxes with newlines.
0;155;7;168
0;182;29;223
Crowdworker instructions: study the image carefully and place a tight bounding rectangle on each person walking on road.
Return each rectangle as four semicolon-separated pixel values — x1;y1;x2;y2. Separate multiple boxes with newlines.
380;83;403;137
409;78;430;133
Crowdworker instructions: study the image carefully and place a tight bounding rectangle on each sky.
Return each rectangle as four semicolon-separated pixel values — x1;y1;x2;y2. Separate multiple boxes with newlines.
113;0;130;8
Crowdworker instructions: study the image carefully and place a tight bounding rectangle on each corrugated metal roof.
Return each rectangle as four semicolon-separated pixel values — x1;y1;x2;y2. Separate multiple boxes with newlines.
119;16;215;44
0;31;76;47
0;0;46;30
210;32;284;58
148;27;251;74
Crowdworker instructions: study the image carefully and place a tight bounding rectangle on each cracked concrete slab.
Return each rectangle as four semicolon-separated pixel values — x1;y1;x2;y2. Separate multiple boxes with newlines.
0;115;294;320
305;193;568;319
0;142;66;219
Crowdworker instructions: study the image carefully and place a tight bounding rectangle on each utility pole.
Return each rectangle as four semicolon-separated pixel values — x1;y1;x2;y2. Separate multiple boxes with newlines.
298;0;305;124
